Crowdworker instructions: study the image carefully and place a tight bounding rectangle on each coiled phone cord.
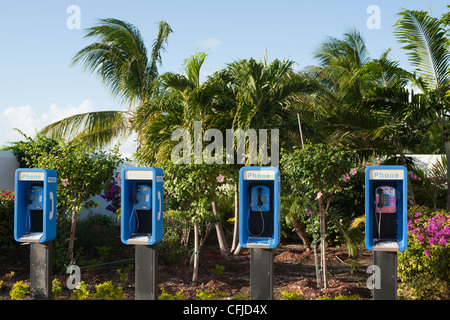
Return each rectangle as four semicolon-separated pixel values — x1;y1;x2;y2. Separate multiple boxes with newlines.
129;206;139;233
25;207;31;232
246;205;265;237
374;203;382;240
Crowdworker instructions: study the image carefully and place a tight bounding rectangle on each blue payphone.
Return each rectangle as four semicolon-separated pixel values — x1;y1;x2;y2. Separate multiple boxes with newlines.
14;168;57;243
365;165;408;252
121;167;163;245
239;166;280;249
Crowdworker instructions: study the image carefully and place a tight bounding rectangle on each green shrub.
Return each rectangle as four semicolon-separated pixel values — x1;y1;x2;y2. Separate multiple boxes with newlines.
159;210;191;265
317;294;359;300
76;212;119;256
2;271;15;280
116;264;134;283
211;264;225;276
0;190;15;249
52;278;63;299
158;286;185;300
398;206;450;300
196;289;228;300
94;281;125;300
230;294;249;300
71;281;92;300
10;281;30;300
280;290;304;300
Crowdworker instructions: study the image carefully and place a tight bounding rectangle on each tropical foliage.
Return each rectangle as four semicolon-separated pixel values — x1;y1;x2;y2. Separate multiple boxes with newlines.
40;18;172;151
398;206;450;299
394;9;450;208
0;190;15;249
7;131;123;262
1;6;447;299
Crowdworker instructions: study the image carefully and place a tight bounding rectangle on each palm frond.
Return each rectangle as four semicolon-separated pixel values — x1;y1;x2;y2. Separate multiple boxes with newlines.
148;21;173;82
39;111;129;150
183;51;208;87
72;18;172;106
394;9;450;90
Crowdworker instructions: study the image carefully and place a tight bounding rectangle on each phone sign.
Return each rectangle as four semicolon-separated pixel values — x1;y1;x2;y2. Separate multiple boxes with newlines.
124;170;153;180
369;169;404;180
19;171;45;181
243;170;275;181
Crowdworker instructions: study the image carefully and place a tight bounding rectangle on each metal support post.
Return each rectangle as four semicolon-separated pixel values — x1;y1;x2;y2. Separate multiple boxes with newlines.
373;251;397;300
30;241;52;300
135;244;158;300
250;248;273;300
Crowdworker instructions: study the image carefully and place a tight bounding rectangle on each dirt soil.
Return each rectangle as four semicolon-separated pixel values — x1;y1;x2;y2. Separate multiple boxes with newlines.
0;239;374;300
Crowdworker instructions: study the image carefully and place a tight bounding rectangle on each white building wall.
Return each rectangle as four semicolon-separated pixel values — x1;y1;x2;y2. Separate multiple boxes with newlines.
0;151;19;191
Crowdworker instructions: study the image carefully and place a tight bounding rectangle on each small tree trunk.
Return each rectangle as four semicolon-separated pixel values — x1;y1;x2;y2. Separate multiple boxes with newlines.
231;184;242;255
212;201;229;256
68;207;78;263
319;199;328;289
192;220;199;284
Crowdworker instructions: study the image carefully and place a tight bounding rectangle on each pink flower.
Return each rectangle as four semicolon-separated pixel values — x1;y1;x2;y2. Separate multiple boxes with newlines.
342;174;350;182
417;235;423;243
115;174;121;183
305;208;312;216
216;174;224;183
61;179;69;187
350;168;357;176
315;191;323;200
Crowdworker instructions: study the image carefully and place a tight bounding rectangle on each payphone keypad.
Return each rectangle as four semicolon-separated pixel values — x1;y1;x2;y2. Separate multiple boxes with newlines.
28;186;43;210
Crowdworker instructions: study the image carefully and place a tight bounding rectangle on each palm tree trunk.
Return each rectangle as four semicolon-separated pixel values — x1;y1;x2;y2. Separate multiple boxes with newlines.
292;218;311;250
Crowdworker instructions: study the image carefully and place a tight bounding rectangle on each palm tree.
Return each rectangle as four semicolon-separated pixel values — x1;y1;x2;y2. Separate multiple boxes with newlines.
213;57;314;151
134;51;232;282
40;18;172;150
301;29;431;288
134;51;212;165
306;29;428;160
394;9;450;209
135;56;314;255
311;29;370;107
135;56;312;165
209;57;314;254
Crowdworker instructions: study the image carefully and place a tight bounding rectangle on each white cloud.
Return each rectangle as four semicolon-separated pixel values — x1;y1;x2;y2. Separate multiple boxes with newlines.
0;100;139;158
45;100;95;124
196;38;224;50
0;99;95;143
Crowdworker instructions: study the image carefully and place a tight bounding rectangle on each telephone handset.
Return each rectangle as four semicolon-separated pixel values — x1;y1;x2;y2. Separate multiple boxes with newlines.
248;185;272;237
28;186;43;210
250;186;270;212
25;185;44;233
375;186;396;214
374;185;397;243
133;184;152;210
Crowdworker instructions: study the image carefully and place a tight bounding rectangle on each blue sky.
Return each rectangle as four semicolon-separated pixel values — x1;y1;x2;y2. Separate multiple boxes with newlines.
0;0;448;154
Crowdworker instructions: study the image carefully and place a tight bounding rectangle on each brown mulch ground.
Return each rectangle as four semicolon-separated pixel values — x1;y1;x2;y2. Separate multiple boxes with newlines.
0;239;374;300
